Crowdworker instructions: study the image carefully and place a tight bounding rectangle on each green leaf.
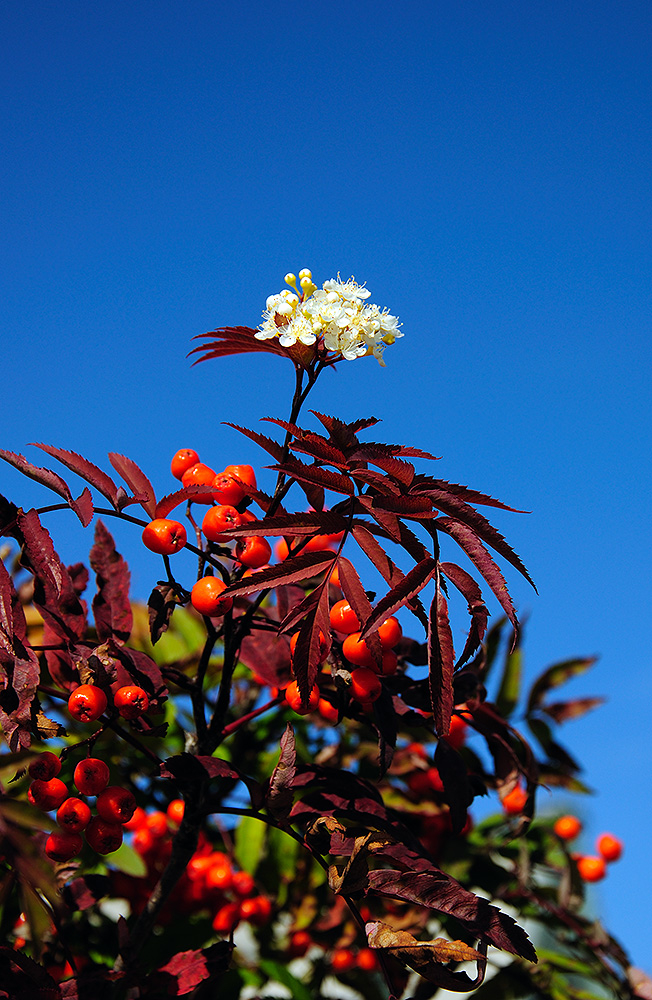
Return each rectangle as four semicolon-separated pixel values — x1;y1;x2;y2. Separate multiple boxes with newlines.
259;959;314;1000
266;825;300;882
234;814;267;874
109;840;148;877
495;645;523;719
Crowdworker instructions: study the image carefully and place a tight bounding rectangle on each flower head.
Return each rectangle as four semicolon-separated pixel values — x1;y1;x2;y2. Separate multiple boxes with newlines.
256;270;402;365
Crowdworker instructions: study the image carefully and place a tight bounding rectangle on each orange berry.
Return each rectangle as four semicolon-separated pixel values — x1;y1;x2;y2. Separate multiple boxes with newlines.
553;815;583;841
191;577;232;616
142;518;187;554
329;600;360;635
350;667;382;703
342;631;377;668
357;948;379;971
235;536;272;569
171;449;200;481
502;784;528;815
318;698;339;724
577;855;607;882
377;616;402;649
597;833;623;862
331;948;355;972
202;504;242;542
285;680;319;714
166;799;185;825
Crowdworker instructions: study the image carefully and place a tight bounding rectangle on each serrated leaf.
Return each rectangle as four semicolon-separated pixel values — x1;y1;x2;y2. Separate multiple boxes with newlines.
436;517;520;641
107;453;156;518
222;421;285;461
89;521;132;642
440;561;488;667
30;443;121;509
189;326;292;363
527;656;598;713
266;724;296;821
361;557;438;641
428;581;455;736
224;550;336;597
269;456;355;496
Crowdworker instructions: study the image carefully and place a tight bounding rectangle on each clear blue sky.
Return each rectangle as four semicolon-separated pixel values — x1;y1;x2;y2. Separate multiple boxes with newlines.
2;0;651;970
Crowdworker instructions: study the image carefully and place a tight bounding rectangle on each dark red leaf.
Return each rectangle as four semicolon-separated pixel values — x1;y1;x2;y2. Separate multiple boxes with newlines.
269;457;355;496
107;453;156;519
225;510;347;538
367;868;537;961
224;550;337;597
62;874;111;911
29;444;121;509
526;656;598;712
0;450;92;526
440;562;488;668
161;754;262;809
17;509;87;642
89;521;132;642
189;326;291;362
0;947;61;998
310;411;380;449
239;627;293;689
350;524;405;591
360;558;438;641
222;421;285;462
424;492;535;590
266;723;296;821
541;696;605;724
356;495;401;541
147;583;178;644
349;468;402;495
435;517;520;640
412;475;528;512
154;484;218;518
336;557;381;663
288;582;332;701
429;581;455;736
145;942;232;997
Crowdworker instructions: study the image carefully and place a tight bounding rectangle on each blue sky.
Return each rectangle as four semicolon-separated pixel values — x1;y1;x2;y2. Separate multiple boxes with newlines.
2;0;651;970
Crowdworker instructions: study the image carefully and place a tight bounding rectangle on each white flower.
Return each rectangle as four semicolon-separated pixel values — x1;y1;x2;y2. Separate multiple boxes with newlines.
257;271;402;363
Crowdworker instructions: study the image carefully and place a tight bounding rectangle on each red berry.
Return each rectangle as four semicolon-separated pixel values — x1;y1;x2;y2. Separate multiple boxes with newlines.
191;577;233;616
114;685;150;720
96;786;137;825
235;536;272;569
85;816;124;854
288;930;312;957
212;472;247;506
68;684;108;723
73;757;110;796
223;464;257;491
202;504;242;542
30;777;69;811
443;713;469;749
502;783;528;815
28;751;62;781
212;902;241;934
597;833;623;862
232;870;255;897
350;667;382;703
285;680;320;715
142;518;187;555
342;632;377;669
329;600;360;635
577;855;607;882
331;948;356;972
239;895;271;925
171;449;200;480
553;815;583;841
318;698;339;724
57;797;92;832
377;616;402;649
45;829;83;862
166;799;185;825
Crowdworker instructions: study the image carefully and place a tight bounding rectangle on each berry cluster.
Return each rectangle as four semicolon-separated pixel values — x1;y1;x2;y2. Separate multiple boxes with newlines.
552;814;624;883
114;802;272;933
28;752;136;862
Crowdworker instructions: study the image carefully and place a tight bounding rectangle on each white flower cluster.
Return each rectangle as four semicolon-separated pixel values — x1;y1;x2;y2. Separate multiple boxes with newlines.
256;270;402;365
